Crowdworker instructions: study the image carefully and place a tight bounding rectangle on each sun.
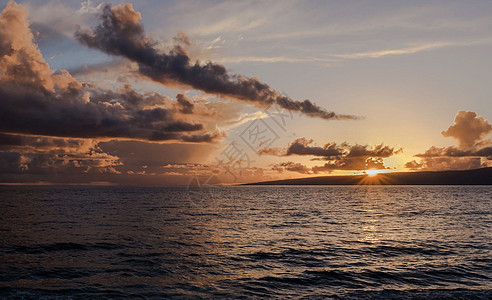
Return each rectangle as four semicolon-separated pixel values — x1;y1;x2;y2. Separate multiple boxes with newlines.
366;170;380;176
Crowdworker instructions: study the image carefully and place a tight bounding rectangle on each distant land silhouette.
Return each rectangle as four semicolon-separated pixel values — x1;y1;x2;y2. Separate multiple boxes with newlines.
246;167;492;185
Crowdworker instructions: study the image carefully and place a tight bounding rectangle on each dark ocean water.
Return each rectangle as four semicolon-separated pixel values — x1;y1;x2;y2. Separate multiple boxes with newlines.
0;185;491;299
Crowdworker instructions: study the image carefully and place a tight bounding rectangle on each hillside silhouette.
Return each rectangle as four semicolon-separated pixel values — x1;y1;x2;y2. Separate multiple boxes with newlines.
246;168;492;185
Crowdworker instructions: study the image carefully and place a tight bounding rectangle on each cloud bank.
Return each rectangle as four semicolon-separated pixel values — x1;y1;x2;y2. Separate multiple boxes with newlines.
406;111;492;171
0;1;231;184
263;138;401;173
0;132;121;175
0;1;219;143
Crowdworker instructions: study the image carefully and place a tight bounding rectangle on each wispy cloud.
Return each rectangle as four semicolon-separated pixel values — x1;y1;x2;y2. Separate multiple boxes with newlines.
217;111;269;131
215;42;459;65
333;42;454;59
190;16;266;36
215;55;338;64
23;0;103;37
217;39;492;66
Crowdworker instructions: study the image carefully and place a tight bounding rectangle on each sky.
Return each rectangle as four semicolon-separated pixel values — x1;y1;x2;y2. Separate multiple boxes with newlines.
1;0;492;185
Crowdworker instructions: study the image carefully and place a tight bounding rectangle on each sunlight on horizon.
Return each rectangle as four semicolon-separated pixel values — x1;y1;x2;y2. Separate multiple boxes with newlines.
366;170;381;176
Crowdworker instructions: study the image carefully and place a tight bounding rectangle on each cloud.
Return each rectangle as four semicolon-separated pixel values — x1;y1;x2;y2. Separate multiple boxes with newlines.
68;59;130;77
261;138;401;159
406;145;492;171
176;93;194;114
272;161;311;174
215;55;338;64
190;16;265;36
258;138;342;157
312;157;387;173
414;146;492;159
405;157;483;171
288;138;342;157
0;132;96;152
441;111;492;149
406;111;492;171
158;162;269;184
74;3;358;121
22;0;103;38
334;42;452;59
0;132;234;185
262;138;401;172
0;1;55;91
0;133;121;175
0;1;219;143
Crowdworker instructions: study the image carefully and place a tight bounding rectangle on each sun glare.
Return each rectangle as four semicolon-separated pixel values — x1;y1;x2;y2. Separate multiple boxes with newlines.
366;170;380;176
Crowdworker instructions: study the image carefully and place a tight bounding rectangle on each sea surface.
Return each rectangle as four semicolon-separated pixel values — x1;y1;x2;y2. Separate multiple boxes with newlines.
0;185;491;299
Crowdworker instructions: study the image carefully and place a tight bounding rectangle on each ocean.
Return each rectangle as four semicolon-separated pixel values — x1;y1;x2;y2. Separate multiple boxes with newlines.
0;186;491;299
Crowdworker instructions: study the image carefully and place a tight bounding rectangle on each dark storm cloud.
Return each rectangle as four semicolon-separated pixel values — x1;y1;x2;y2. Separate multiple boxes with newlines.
75;3;358;121
258;138;341;157
0;1;219;143
89;83;172;110
176;94;194;114
286;138;342;157
0;132;92;150
0;84;217;142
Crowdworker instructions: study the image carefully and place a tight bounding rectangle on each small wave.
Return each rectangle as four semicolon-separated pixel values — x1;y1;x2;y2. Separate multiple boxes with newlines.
7;242;125;254
121;258;160;267
339;288;492;300
0;287;133;300
240;244;455;263
31;267;92;280
364;244;457;257
117;251;166;258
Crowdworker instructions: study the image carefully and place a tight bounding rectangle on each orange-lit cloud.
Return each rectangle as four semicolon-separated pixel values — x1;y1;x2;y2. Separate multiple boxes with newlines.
406;111;492;171
0;132;121;175
441;111;492;149
0;1;219;143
